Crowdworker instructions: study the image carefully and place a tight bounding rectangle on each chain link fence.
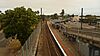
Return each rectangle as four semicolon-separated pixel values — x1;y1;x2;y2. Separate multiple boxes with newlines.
15;22;41;56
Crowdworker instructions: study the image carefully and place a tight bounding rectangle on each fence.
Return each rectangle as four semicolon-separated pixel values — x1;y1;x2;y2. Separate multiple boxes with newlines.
15;22;41;56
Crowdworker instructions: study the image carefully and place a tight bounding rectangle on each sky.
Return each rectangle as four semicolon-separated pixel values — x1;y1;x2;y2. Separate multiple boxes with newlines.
0;0;100;15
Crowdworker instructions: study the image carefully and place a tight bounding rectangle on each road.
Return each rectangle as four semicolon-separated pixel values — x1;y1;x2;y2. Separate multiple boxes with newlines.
62;22;100;38
60;22;100;45
64;22;96;29
68;28;100;38
36;21;63;56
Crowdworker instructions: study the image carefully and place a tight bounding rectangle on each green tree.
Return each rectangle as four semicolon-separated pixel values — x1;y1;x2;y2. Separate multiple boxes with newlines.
60;9;65;19
71;14;74;17
86;15;96;25
3;6;39;45
0;11;5;30
54;13;58;19
51;13;58;19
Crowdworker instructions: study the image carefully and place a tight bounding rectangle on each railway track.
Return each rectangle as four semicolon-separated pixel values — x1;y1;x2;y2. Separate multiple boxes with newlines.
36;21;63;56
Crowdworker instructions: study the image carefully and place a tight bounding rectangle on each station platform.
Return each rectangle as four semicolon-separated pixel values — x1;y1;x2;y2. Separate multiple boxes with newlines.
47;21;81;56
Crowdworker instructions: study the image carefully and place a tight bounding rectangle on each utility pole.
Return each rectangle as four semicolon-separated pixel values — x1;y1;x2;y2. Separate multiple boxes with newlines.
41;8;42;16
40;8;43;21
81;8;83;29
40;8;44;21
40;8;43;31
